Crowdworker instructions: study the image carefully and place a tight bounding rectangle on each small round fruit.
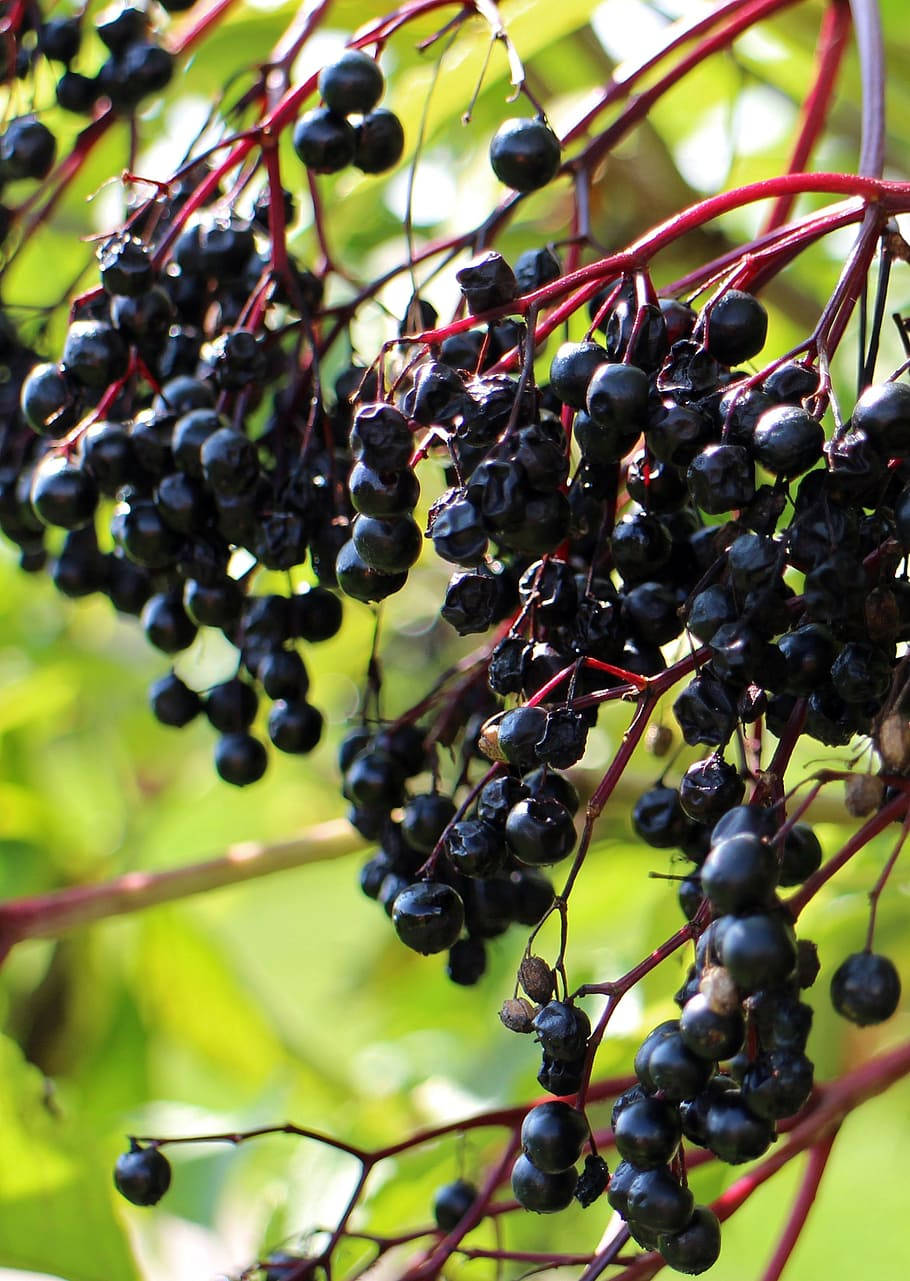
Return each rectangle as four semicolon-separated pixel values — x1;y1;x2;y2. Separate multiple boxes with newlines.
113;1144;171;1206
511;1153;578;1213
703;290;768;365
521;1101;588;1173
658;1205;722;1275
433;1178;477;1231
489;117;561;192
830;950;901;1026
354;109;405;173
214;733;268;786
292;107;355;173
392;881;465;954
319;49;384;115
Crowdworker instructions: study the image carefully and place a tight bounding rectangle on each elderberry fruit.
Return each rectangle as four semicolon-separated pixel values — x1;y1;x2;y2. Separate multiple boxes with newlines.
658;1205;722;1275
149;672;201;728
703;290;768;366
505;796;576;866
613;1096;681;1169
521;1100;588;1173
703;1089;775;1163
336;539;408;603
511;1154;578;1213
353;109;405;174
214;733;268;786
319;49;384;115
392;880;465;954
433;1178;477;1231
113;1143;171;1206
533;1001;590;1061
489;118;561;192
626;1166;694;1234
830;950;901;1025
447;937;486;985
720;911;797;993
0;116;56;181
292;108;355;173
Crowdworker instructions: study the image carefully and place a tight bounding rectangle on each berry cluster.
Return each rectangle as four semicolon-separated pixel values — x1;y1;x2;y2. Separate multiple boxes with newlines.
293;49;404;177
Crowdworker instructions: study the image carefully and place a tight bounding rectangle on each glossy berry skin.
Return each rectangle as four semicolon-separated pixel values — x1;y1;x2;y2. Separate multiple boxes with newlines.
741;1050;814;1120
720;912;797;993
626;1165;694;1234
658;1205;722;1275
402;793;457;854
634;1019;680;1092
0;117;57;181
293;108;356;173
349;461;419;516
336;539;408;603
511;1153;577;1213
149;672;201;727
704;290;768;365
549;341;608;409
632;785;688;849
392;881;465;954
612;1096;681;1169
585;362;649;430
699;832;778;914
31;456;98;530
433;1178;477;1231
851;380;910;457
319;50;384;115
686;444;755;515
679;993;744;1060
752;404;824;478
778;823;822;887
354;110;405;173
489;118;561;192
20;363;79;437
214;733;268;786
445;819;505;878
646;1028;715;1102
830;951;901;1025
142;593;197;654
113;1144;172;1206
520;1101;588;1173
61;321;128;389
505;796;576;866
352;513;422;573
678;756;745;826
703;1090;775;1164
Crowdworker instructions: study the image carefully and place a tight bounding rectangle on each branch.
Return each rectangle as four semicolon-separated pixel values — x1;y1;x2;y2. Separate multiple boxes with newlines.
0;819;361;956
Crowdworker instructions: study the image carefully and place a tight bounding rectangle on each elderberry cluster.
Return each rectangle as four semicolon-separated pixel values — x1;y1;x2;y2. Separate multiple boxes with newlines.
1;1;194;126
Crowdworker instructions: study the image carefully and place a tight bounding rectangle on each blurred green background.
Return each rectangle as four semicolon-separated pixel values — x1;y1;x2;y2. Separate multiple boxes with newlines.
1;1;910;1279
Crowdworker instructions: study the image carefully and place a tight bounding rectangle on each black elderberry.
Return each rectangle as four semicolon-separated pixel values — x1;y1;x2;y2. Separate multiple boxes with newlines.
673;674;737;748
99;235;154;298
456;252;518;314
703;290;768;365
319;49;384;115
764;360;819;403
511;1153;577;1213
613;1096;681;1169
142;592;198;654
632;784;688;849
699;832;778;914
586;362;649;430
505;796;577;866
489;117;561;192
687;444;754;515
205;678;258;733
0;116;56;182
752;404;824;478
81;420;141;493
523;768;580;815
497;705;548;772
521;1100;588;1173
61;321;128;390
514;246;561;293
446;937;487;985
214;732;268;786
57;71;98;113
350;461;419;517
830;950;901;1025
720;911;797;993
658;1205;722;1275
477;776;528;825
113;1143;171;1206
679;993;744;1060
352;512;422;573
777;625;836;696
548;341;608;410
392;880;465;954
626;1165;694;1234
610;512;672;584
350;403;413;471
741;1049;814;1120
40;17;82;64
353;109;405;173
267;701;323;754
292;108;356;173
149;672;201;728
646;1027;715;1102
30;455;98;530
335;539;407;603
703;1089;775;1163
831;643;892;704
445;819;504;877
533;1001;590;1061
851;380;910;457
199;428;259;497
678;756;745;826
432;1178;477;1231
21;363;80;437
778;823;822;887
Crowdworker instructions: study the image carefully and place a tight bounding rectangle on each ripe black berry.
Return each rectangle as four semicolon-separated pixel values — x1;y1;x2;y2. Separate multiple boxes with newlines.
113;1143;171;1206
521;1101;588;1173
489;118;561;192
433;1178;477;1231
511;1153;578;1213
830;950;901;1025
319;49;384;115
392;880;465;954
293;108;356;173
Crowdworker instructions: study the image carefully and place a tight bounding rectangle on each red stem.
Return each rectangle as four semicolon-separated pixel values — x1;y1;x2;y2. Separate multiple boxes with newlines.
761;0;852;233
